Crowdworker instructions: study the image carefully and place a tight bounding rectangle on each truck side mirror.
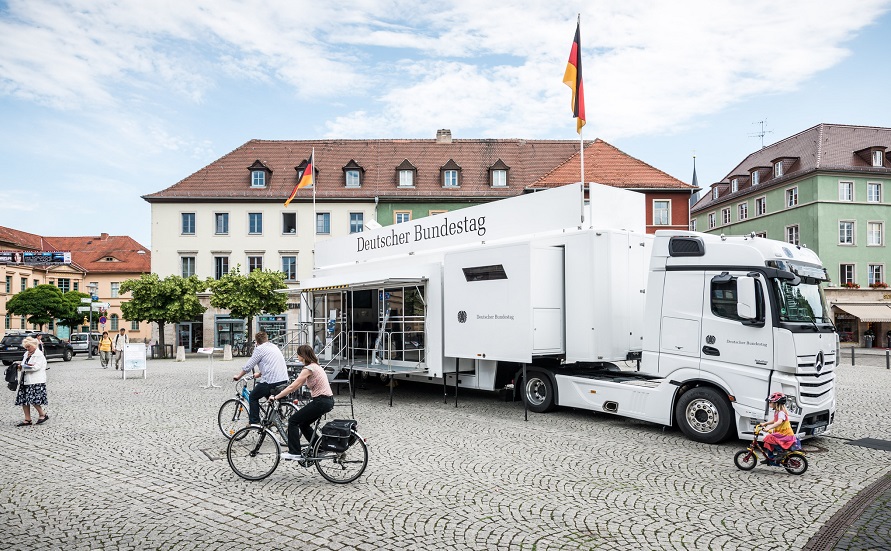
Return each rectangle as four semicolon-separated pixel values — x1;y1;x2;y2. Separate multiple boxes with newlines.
736;276;758;320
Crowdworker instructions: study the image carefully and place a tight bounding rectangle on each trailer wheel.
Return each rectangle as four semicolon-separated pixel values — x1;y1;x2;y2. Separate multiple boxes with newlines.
523;369;556;413
675;387;732;444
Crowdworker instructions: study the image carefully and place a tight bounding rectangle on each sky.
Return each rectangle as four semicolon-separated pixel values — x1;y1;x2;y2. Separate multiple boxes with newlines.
2;0;891;249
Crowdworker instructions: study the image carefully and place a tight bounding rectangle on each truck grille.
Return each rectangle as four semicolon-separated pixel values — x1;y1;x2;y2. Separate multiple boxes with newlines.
795;370;835;403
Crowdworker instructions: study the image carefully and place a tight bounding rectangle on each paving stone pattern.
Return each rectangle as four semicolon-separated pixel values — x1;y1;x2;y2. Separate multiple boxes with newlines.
0;356;889;550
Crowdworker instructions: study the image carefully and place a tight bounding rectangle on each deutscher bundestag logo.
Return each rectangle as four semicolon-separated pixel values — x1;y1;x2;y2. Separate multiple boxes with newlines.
457;311;467;323
815;351;824;372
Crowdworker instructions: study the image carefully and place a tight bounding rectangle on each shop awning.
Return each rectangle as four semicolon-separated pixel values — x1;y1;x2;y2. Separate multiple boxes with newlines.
833;303;891;322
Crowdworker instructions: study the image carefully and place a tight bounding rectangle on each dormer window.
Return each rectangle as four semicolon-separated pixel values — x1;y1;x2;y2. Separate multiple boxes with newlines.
396;159;417;187
343;160;364;188
488;159;509;187
247;160;272;188
712;187;719;199
731;178;738;193
441;159;462;188
774;161;783;178
751;170;760;186
295;159;318;185
873;150;885;167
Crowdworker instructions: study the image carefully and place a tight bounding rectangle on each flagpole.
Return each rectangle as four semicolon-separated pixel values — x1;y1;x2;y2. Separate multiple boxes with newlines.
311;147;317;249
580;127;587;227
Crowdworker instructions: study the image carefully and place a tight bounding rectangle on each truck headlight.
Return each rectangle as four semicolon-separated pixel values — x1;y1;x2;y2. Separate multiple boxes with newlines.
786;396;802;415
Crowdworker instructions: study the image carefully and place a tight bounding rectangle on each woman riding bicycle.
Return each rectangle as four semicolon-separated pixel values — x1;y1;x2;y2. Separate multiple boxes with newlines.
272;344;334;461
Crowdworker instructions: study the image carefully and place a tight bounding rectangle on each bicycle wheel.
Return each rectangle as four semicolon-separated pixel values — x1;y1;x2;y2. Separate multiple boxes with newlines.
314;432;368;484
218;399;250;439
783;453;808;475
733;450;756;471
227;426;280;481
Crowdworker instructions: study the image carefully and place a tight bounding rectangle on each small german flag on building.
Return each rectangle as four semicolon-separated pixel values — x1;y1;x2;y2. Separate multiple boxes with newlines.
563;18;586;134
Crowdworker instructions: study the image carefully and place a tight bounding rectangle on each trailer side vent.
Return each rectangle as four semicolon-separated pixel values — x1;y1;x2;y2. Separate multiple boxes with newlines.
462;265;508;282
668;237;705;257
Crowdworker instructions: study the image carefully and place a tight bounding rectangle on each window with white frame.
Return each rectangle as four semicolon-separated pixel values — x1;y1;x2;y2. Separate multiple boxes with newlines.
282;212;296;234
443;170;459;187
345;169;361;188
653;200;670;225
738;202;748;220
840;264;855;285
398;170;414;187
708;212;716;229
349;212;364;234
731;179;738;193
110;314;119;331
774;161;783;178
248;213;263;234
247;256;263;272
214;213;229;234
786;187;798;207
251;171;266;187
839;221;855;245
130;320;139;331
712;187;719;199
786;225;799;245
751;171;760;186
838;181;853;201
721;208;730;225
491;169;507;187
181;256;196;277
395;211;412;224
282;256;297;281
755;196;766;216
111;282;120;298
182;212;195;235
214;256;229;279
868;264;884;285
754;232;767;238
690;219;697;231
316;213;330;234
867;222;883;246
867;182;882;203
873;150;885;167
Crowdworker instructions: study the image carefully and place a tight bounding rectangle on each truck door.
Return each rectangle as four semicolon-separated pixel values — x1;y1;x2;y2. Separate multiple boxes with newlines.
700;271;773;396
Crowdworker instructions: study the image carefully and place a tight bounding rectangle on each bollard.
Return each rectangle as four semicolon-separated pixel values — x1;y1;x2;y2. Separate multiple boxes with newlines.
223;344;232;361
176;345;186;362
887;349;889;370
851;346;855;365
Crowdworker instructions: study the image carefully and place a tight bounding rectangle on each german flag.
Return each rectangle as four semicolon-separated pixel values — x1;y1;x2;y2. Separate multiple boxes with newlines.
284;151;313;207
563;20;586;134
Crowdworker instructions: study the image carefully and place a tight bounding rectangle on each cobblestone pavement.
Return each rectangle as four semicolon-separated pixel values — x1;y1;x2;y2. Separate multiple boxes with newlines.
1;356;889;550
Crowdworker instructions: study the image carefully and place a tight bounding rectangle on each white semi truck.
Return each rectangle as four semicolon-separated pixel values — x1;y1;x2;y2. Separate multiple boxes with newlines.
295;183;836;443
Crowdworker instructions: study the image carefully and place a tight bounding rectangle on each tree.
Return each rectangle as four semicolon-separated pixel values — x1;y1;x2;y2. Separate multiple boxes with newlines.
5;284;66;329
56;291;90;333
209;266;288;342
120;274;208;351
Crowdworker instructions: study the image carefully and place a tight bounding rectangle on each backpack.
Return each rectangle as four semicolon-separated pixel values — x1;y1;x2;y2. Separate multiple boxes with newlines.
4;363;18;392
317;419;357;452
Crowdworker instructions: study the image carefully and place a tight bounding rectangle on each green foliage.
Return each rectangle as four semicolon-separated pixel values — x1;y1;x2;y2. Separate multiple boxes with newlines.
209;266;288;340
120;273;209;349
5;284;66;329
56;291;90;330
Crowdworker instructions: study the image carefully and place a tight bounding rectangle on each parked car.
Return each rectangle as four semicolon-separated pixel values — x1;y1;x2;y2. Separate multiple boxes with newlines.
69;332;102;356
0;331;74;366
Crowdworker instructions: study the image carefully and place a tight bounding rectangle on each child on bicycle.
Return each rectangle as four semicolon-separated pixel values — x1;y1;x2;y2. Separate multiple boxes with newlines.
759;392;797;464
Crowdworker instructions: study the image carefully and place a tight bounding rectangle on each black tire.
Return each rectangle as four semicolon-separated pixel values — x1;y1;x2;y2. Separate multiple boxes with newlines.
314;432;368;484
62;349;73;362
218;399;250;439
227;426;280;480
523;369;557;413
674;386;733;444
734;450;757;471
783;453;808;475
91;346;98;356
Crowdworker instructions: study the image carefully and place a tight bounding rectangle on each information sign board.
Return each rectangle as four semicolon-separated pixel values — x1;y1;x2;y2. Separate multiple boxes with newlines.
122;343;147;380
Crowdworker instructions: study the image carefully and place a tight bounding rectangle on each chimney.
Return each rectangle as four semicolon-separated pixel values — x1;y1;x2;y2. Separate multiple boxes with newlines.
436;129;452;144
100;233;109;240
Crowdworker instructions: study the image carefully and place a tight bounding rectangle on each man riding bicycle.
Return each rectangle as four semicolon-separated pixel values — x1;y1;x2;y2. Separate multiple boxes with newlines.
271;344;334;461
231;332;289;428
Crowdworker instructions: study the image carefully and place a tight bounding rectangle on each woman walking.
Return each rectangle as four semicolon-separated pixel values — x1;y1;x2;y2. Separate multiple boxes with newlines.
15;336;49;426
98;331;113;368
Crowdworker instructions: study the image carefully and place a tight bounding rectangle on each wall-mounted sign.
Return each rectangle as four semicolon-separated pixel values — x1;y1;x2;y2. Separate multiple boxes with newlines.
0;250;72;265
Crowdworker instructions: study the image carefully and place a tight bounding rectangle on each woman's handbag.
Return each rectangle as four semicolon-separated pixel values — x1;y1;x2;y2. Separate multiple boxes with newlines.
4;362;19;391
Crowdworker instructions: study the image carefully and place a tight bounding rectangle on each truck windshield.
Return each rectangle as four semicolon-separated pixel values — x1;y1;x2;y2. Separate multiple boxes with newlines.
771;279;831;323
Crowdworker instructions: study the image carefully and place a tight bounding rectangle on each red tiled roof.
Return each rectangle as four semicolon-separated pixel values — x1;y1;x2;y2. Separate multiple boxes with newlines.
143;138;584;201
533;139;694;190
44;234;151;274
0;226;57;251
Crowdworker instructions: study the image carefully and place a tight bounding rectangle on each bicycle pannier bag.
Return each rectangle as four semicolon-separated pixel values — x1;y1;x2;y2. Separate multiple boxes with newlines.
318;419;357;452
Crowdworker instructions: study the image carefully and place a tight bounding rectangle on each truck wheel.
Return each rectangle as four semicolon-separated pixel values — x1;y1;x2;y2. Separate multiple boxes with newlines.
62;349;73;362
523;369;556;413
675;387;732;444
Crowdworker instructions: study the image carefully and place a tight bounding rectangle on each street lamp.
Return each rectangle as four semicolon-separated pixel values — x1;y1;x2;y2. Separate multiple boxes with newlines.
86;282;99;359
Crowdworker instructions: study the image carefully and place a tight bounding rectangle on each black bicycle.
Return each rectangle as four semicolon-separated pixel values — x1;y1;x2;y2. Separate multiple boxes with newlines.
226;393;368;484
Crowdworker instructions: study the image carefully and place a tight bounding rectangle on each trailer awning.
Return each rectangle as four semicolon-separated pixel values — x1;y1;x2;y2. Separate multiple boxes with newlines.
294;276;427;293
833;303;891;322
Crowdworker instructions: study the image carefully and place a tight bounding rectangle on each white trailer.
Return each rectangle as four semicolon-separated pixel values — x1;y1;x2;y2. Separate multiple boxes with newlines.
295;183;836;443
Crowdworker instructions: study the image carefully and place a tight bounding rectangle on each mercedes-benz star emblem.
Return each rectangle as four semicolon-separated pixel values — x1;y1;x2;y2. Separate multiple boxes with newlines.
815;351;824;372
